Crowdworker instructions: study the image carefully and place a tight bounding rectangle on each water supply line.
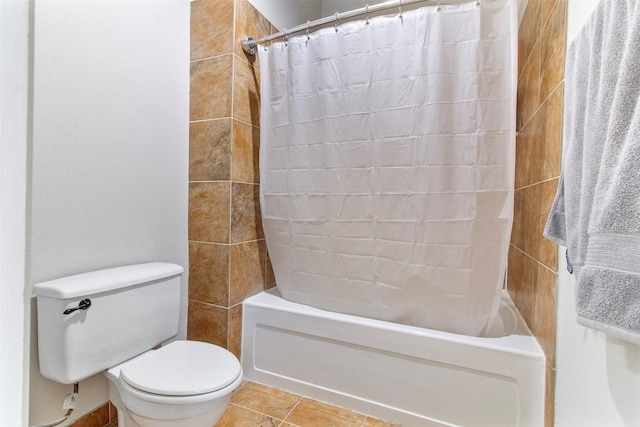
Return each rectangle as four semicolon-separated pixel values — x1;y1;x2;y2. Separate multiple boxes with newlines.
29;383;79;427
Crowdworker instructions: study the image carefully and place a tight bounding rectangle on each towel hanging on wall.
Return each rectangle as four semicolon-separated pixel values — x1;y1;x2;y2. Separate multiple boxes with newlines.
544;0;640;345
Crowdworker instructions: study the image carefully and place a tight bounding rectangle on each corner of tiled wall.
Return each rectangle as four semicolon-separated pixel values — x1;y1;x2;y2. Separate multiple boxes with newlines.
188;0;276;360
509;0;567;426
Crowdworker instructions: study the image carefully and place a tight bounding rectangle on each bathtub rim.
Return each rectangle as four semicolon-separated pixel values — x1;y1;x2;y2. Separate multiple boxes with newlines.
245;287;544;358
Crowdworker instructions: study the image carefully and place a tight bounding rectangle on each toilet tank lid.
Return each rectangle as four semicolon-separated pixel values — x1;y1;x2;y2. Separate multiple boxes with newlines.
32;262;183;299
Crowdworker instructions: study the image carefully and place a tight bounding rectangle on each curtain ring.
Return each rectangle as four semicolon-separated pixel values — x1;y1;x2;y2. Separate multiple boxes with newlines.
365;4;370;25
335;12;339;32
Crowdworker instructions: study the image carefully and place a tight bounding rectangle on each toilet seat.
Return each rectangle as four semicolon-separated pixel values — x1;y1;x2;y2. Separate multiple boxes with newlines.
120;340;241;397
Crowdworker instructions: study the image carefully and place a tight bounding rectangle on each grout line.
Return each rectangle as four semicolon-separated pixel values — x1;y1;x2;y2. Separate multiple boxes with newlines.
190;52;232;65
189;117;231;124
229;238;266;245
229;109;235;315
189;238;266;252
518;78;565;132
509;243;558;274
517;35;541;83
227;402;287;425
231;180;260;186
188;300;230;310
234;116;260;129
227;180;233;308
188;116;260;129
234;52;259;70
280;396;304;425
188;240;229;246
188;117;260;129
231;382;394;426
539;79;565;110
228;0;237;312
540;0;561;39
229;300;244;309
514;175;560;191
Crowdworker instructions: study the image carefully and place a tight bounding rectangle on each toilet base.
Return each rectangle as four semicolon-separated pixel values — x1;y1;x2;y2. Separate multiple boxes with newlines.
114;405;135;427
128;399;229;427
109;381;232;427
106;366;238;427
107;383;136;427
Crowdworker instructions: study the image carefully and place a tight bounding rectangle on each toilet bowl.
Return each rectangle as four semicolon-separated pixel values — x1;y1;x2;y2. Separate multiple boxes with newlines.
106;340;242;427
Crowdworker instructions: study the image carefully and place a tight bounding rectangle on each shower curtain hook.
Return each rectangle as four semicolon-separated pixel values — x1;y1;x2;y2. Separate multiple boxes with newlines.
365;4;370;25
283;28;288;47
399;0;403;20
306;20;311;41
335;12;340;32
476;0;480;6
437;0;442;12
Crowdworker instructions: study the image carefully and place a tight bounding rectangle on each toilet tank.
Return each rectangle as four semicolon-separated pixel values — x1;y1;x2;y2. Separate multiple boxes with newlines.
33;262;183;384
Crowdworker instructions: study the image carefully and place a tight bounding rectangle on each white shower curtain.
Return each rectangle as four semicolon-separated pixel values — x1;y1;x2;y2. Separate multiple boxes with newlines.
258;0;516;336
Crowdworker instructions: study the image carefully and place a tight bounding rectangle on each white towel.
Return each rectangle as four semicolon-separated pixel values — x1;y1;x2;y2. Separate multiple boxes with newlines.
544;0;640;344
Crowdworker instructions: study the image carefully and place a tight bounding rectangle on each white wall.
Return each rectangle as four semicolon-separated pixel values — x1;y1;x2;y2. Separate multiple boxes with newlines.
554;1;640;426
321;0;379;15
0;1;31;425
248;0;322;31
28;0;190;424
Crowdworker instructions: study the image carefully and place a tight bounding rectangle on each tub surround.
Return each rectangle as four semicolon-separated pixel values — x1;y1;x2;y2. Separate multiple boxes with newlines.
509;0;567;425
188;0;277;358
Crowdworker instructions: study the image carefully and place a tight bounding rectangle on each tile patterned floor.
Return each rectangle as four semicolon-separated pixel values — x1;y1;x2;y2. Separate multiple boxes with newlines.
215;381;400;427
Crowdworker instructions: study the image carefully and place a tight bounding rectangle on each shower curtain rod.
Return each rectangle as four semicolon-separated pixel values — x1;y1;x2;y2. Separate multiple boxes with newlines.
240;0;478;55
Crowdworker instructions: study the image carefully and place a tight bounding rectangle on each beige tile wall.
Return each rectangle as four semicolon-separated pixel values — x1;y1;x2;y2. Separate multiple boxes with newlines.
188;0;276;359
509;0;567;426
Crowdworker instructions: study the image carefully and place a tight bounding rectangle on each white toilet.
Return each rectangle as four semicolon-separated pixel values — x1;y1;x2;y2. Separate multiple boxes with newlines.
33;262;242;427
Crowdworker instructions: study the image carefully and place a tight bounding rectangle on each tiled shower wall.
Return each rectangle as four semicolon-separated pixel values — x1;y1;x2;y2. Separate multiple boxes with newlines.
188;0;276;359
509;0;566;426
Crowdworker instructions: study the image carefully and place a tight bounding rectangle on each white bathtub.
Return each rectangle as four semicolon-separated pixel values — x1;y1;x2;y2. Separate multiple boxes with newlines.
242;288;545;427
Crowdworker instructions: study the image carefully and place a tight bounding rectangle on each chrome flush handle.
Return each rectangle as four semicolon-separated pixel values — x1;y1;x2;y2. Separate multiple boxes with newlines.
63;298;92;315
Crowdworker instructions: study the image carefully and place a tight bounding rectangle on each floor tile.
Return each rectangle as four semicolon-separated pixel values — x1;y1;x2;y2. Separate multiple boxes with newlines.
215;403;280;427
218;382;400;427
284;398;366;427
231;381;302;420
363;416;401;426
